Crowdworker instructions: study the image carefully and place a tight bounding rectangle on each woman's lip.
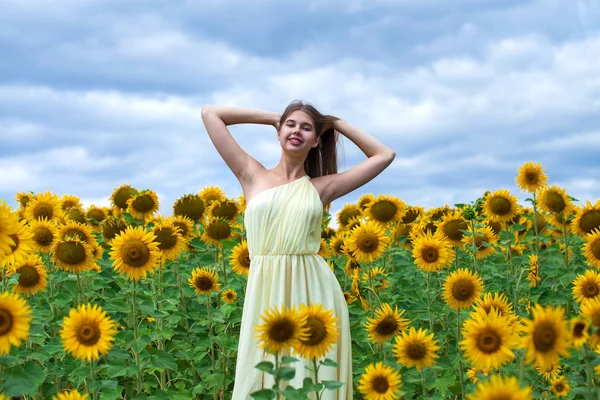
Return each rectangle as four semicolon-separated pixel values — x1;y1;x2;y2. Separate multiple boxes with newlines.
289;138;303;143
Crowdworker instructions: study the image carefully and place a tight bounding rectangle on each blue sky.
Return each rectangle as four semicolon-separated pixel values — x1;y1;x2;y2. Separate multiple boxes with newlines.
1;0;599;228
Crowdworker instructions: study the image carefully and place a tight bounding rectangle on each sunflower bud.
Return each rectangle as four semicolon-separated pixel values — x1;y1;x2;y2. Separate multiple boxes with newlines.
462;207;476;221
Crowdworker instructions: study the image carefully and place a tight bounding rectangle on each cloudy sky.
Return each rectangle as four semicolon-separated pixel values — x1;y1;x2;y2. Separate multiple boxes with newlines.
1;0;599;228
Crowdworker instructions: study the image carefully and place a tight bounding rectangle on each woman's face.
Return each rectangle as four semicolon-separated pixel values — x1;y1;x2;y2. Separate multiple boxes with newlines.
278;110;319;153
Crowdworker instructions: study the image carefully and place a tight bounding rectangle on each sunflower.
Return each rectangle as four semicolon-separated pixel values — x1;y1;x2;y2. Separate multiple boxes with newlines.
24;191;63;222
362;267;389;292
151;220;186;261
126;190;159;220
207;198;239;222
344;220;390;263
467;375;532;400
254;304;309;355
230;240;250;276
443;268;485;310
461;225;498;260
317;237;332;258
466;368;488;383
550;376;570;398
364;195;407;227
483;189;519;223
329;232;347;256
343;291;357;305
516;161;548;193
221;289;237;304
411;231;454;272
358;193;375;211
526;254;541;288
199;185;226;208
0;201;20;258
357;361;402;400
580;296;600;328
537;185;574;215
110;226;161;281
0;292;32;354
7;254;48;296
173;194;205;222
438;210;468;247
52;236;95;274
172;215;195;240
392;327;439;371
1;220;35;267
294;303;340;360
345;257;361;276
60;303;117;361
460;308;516;371
188;267;220;295
401;206;424;224
411;219;438;237
58;220;95;244
110;184;138;213
583;228;600;269
201;216;234;247
572;269;600;304
86;205;108;226
52;390;89;400
100;217;129;244
571;200;600;237
60;194;83;212
64;207;87;224
535;363;561;381
364;303;409;345
569;317;589;350
337;204;363;229
473;292;512;318
521;304;570;369
15;191;33;210
28;218;58;252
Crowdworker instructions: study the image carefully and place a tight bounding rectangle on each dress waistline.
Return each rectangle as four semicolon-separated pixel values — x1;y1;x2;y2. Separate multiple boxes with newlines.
252;253;318;257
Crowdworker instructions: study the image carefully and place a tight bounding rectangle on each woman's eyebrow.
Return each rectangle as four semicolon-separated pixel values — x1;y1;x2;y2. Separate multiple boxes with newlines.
287;119;313;127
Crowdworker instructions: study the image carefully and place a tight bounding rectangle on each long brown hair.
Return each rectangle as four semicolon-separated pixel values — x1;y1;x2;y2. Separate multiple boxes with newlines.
278;100;343;178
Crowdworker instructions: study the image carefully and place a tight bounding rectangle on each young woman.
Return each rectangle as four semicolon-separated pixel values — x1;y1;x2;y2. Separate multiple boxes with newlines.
201;100;396;399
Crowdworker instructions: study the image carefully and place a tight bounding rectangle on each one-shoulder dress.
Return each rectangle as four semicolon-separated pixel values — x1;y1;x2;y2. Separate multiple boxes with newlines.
231;175;353;399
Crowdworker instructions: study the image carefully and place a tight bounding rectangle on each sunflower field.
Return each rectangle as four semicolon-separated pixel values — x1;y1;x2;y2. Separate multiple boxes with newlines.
1;161;600;399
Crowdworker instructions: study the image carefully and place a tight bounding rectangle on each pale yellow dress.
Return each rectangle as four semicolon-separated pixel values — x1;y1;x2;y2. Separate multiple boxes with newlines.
232;175;353;399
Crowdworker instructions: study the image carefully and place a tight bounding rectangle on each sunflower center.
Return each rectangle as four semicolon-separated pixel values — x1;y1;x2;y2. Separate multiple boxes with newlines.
120;239;150;267
269;318;296;343
56;241;87;265
533;322;557;352
0;308;14;335
477;329;501;354
406;342;426;360
525;172;539;184
302;317;327;346
375;316;398;336
238;252;251;268
173;222;189;237
102;220;128;241
34;203;54;219
402;208;419;224
591;239;600;260
584;282;600;298
444;220;466;241
357;232;379;253
452;278;474;301
194;276;214;291
77;322;101;346
489;197;512;216
340;209;361;227
33;226;54;247
371;201;397;223
581;210;600;235
8;234;19;252
554;382;565;392
63;228;88;243
87;209;106;223
131;194;156;213
16;265;40;287
67;208;87;224
421;246;439;263
371;376;390;393
155;228;178;250
573;322;586;338
486;221;502;236
545;192;566;213
62;200;78;210
174;195;205;222
114;187;137;210
212;201;238;220
206;220;231;241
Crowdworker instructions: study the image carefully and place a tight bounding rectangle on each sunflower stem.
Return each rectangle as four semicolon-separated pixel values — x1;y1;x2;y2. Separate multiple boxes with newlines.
585;344;595;399
313;358;321;400
426;271;433;333
561;215;572;316
131;280;143;394
274;352;281;400
89;359;97;400
532;191;540;261
457;308;465;399
207;294;217;376
421;368;427;397
470;220;479;272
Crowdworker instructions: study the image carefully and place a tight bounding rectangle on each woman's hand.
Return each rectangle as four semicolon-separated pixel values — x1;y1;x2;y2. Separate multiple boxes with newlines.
320;116;341;136
273;112;281;131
